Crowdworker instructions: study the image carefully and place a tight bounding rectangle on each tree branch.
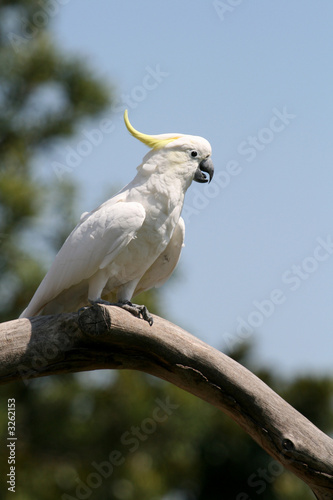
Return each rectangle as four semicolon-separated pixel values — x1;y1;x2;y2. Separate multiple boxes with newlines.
1;304;332;499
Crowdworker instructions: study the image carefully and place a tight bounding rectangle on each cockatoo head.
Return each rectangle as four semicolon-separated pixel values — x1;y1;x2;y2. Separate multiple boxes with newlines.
124;110;214;187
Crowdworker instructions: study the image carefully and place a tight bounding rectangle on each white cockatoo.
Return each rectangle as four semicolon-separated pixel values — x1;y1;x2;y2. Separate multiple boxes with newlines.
20;110;214;324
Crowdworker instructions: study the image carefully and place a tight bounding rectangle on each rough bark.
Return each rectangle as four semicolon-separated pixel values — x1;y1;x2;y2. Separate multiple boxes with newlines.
0;304;332;499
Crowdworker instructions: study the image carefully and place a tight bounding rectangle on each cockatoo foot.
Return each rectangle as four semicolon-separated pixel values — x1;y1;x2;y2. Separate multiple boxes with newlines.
89;299;153;326
117;300;154;326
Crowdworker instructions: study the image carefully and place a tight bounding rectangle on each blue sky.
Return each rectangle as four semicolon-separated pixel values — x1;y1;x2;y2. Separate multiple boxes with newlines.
41;1;333;374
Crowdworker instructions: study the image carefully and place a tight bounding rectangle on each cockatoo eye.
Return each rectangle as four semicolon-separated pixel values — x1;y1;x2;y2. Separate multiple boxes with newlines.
190;150;198;158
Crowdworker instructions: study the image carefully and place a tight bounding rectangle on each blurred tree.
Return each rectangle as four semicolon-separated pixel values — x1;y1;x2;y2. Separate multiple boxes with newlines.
0;0;111;322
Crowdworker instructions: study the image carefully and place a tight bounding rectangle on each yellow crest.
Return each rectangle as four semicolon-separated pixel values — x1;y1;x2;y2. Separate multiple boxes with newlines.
124;110;181;149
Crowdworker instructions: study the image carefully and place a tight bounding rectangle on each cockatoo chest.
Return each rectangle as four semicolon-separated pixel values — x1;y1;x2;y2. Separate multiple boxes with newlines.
131;181;183;253
106;188;183;287
132;195;180;262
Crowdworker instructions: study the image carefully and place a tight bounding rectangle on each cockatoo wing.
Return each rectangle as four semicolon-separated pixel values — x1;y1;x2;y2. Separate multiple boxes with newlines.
20;201;146;317
133;217;185;296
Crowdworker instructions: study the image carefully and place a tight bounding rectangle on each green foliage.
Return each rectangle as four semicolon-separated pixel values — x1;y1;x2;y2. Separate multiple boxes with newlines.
281;377;333;431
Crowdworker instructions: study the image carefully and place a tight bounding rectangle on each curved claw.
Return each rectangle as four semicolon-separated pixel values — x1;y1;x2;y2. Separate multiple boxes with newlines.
117;300;154;326
139;305;154;326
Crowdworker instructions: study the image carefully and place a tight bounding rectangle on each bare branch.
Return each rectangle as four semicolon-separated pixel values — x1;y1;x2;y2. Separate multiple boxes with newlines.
1;304;332;499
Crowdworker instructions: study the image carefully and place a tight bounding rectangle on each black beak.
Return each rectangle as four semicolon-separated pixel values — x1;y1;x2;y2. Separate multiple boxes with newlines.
194;157;214;183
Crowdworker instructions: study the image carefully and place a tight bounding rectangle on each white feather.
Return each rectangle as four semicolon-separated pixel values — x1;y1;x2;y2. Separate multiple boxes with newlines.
133;217;185;295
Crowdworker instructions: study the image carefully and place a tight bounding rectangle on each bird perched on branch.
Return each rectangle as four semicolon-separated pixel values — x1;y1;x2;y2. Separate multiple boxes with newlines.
20;110;214;325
